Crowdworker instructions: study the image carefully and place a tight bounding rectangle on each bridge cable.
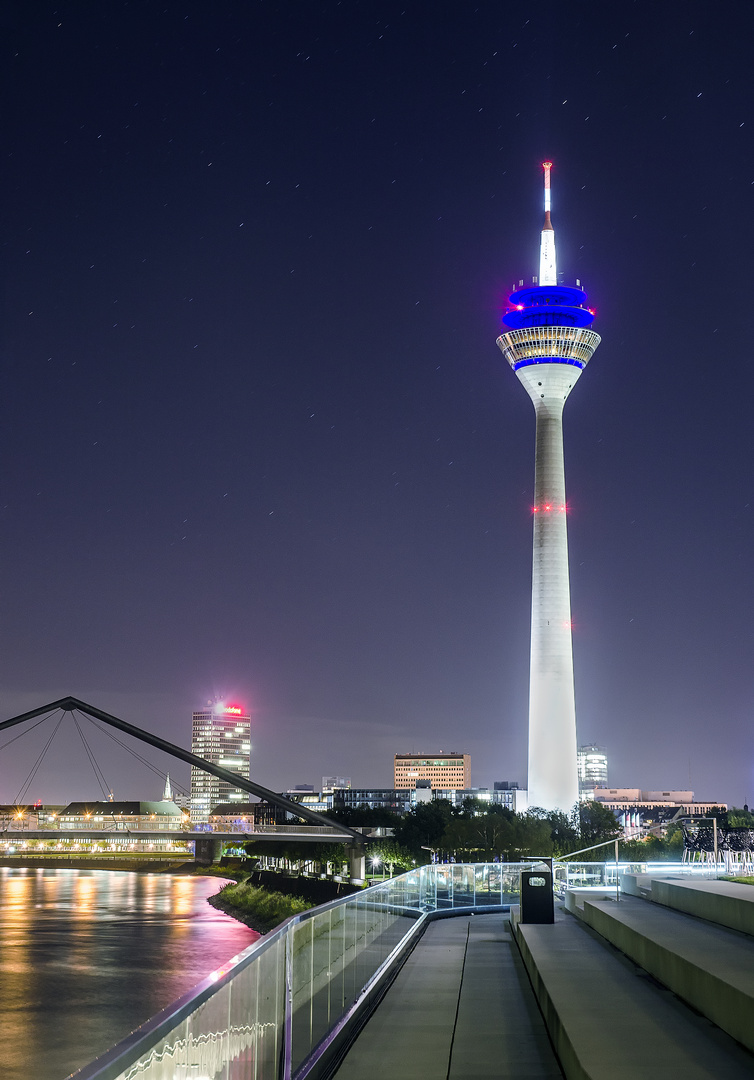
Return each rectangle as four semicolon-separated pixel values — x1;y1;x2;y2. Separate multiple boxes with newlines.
72;713;113;803
12;713;65;809
83;714;191;798
0;710;59;754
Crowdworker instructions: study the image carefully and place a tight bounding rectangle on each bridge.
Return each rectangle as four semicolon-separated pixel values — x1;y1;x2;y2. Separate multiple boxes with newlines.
0;697;370;876
0;826;356;842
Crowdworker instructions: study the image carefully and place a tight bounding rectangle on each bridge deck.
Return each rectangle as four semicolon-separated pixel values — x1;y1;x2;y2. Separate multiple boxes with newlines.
0;828;353;842
333;913;563;1080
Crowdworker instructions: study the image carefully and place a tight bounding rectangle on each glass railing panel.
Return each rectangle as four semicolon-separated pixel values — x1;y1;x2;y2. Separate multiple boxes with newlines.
434;865;453;907
180;978;234;1080
560;861;614;888
474;864;494;904
104;938;283;1080
290;915;315;1069
341;897;360;1015
500;863;522;906
120;1017;191;1080
351;894;367;1015
415;864;431;910
450;863;475;906
291;902;344;1072
250;934;284;1078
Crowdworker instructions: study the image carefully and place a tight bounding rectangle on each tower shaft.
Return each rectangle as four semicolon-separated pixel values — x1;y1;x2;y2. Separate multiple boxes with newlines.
518;365;583;810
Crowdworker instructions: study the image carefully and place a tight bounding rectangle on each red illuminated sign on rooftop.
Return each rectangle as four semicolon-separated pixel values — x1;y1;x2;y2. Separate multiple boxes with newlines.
223;705;244;715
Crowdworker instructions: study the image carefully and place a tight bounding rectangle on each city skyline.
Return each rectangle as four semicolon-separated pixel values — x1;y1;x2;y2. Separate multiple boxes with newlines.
2;4;753;807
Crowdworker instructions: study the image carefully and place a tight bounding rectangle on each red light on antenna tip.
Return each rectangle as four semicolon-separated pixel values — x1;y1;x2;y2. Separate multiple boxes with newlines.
542;161;553;169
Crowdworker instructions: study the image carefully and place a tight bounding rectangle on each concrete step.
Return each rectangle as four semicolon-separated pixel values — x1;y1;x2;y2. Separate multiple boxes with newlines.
575;894;754;1057
514;909;754;1080
621;872;754;936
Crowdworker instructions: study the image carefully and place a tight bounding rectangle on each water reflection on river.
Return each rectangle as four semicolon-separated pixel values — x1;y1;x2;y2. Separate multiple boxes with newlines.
0;867;259;1080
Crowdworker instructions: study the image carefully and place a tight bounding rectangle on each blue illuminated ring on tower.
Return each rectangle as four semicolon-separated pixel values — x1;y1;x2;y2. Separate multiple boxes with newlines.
503;285;596;330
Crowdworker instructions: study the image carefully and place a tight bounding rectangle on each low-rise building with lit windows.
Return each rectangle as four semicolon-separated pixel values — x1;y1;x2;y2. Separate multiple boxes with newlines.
58;801;185;830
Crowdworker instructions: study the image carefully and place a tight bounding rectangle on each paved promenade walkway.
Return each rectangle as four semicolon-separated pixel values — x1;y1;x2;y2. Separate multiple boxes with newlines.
333;913;563;1080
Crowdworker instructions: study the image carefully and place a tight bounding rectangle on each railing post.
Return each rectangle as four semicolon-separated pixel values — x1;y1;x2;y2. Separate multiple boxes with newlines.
615;838;619;903
282;922;294;1080
713;817;718;878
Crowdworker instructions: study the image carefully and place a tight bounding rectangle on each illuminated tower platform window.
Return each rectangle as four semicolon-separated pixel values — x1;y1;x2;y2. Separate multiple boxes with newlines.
190;701;251;823
497;162;601;812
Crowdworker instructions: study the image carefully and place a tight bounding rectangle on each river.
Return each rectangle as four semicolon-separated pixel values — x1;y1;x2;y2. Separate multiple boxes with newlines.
0;866;260;1080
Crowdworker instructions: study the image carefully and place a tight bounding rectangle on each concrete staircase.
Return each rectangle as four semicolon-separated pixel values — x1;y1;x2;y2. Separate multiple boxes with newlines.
512;875;754;1079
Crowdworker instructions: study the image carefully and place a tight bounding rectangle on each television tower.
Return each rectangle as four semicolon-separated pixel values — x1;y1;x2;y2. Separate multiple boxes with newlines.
497;163;601;812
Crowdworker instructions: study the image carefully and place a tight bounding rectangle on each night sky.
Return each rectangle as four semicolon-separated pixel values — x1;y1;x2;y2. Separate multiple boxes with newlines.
2;2;753;807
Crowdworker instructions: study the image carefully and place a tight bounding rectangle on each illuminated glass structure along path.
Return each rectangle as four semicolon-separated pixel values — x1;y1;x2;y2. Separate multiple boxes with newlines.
497;162;601;812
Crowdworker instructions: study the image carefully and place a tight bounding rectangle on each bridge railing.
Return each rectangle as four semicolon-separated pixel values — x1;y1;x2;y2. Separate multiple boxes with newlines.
71;861;532;1080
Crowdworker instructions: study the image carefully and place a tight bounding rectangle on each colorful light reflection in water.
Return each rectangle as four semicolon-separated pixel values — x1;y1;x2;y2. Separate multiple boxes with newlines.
0;868;258;1080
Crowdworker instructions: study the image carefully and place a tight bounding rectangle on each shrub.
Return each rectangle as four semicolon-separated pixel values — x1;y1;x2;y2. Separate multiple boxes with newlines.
217;881;312;932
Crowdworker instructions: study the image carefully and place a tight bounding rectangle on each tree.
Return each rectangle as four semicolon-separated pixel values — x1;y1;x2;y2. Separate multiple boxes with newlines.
511;813;554;859
543;809;580;856
328;805;402;829
394;801;454;859
578;801;621;847
365;839;414;876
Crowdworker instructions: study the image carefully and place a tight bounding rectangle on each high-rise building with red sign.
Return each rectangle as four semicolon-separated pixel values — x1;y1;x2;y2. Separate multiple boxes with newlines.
190;701;251;822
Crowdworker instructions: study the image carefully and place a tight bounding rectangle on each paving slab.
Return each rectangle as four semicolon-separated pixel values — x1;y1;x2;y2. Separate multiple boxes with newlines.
449;917;563;1080
333;914;563;1080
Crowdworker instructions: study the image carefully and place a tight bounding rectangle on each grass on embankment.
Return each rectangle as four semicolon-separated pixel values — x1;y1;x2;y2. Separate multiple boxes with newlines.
725;876;754;886
210;879;313;934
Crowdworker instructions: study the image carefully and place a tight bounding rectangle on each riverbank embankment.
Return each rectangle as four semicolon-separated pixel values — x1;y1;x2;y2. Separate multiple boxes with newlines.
0;855;194;872
208;869;361;933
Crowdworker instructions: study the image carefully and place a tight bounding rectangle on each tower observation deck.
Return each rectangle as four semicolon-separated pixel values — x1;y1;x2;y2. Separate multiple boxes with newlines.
497;162;600;812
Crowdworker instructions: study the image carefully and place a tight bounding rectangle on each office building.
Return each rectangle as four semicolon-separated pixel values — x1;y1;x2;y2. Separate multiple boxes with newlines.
577;744;609;800
394;752;471;791
322;776;351;793
333;788;414;814
190;701;251;822
497;162;601;811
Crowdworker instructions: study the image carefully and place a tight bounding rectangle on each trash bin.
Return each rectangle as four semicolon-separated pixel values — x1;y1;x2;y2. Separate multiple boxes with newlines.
520;864;554;924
